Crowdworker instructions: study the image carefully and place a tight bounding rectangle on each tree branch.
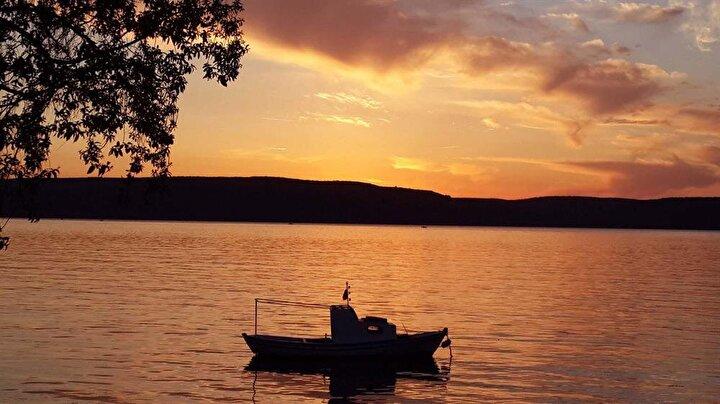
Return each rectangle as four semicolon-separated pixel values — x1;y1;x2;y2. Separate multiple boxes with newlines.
0;83;25;97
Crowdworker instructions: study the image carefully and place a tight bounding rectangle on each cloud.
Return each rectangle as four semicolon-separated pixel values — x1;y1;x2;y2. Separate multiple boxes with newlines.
542;59;674;114
453;99;589;145
458;37;676;115
392;156;487;177
246;0;681;119
562;157;720;197
571;16;591;32
392;156;437;172
545;12;590;33
675;106;720;133
459;36;544;74
301;112;371;128
245;0;458;72
678;0;720;51
387;155;495;196
482;117;501;130
611;132;677;152
565;120;590;147
579;39;631;56
244;0;694;158
614;2;685;23
571;1;686;24
608;132;705;166
314;92;382;109
390;153;720;198
699;145;720;165
580;38;608;51
603;117;670;126
606;105;720;136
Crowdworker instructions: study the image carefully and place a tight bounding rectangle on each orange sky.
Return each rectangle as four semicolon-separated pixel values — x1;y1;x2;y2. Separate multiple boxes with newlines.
52;0;720;199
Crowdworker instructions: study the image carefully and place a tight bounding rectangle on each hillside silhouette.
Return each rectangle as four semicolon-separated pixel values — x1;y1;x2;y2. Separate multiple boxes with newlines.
3;177;719;230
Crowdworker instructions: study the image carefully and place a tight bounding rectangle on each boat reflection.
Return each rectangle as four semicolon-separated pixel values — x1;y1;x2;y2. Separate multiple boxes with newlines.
246;355;450;400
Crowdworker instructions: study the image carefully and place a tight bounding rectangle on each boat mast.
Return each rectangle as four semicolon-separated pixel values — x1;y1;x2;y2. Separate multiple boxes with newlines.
343;281;351;307
254;298;258;335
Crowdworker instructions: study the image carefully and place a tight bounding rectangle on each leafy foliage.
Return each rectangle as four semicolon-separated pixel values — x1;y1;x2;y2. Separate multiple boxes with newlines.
0;0;248;247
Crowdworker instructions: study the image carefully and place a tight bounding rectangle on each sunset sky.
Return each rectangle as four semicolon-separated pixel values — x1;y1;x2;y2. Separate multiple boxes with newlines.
53;0;720;199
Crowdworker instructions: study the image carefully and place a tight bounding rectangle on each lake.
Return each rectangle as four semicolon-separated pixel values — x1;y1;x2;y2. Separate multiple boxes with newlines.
1;220;719;402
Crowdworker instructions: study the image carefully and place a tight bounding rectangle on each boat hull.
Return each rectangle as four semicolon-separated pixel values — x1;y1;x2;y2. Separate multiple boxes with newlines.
242;328;448;359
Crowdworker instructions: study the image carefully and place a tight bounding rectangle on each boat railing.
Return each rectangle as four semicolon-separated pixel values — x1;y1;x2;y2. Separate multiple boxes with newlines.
254;298;331;335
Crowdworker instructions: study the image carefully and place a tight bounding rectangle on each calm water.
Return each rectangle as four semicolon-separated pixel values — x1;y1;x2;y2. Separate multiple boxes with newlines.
1;220;719;402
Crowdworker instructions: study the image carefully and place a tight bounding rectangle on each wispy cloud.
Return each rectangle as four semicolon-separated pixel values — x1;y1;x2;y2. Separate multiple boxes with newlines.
452;99;589;146
261;116;297;122
314;92;382;109
392;157;438;172
392;156;487;177
302;112;371;128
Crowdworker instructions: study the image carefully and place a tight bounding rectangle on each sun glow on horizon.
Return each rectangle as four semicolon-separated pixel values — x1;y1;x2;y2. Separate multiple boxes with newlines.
51;0;720;199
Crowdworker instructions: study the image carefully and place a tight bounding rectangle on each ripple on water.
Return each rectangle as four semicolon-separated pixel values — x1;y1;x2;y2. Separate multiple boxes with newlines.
1;220;719;402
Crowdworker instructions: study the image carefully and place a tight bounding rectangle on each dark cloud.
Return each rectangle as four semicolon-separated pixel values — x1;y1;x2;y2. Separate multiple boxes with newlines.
245;0;460;71
564;158;720;197
699;145;720;166
465;43;672;114
542;59;667;114
612;43;632;55
572;16;591;33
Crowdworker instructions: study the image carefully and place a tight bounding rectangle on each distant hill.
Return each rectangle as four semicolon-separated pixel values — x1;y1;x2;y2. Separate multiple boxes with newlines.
2;177;719;230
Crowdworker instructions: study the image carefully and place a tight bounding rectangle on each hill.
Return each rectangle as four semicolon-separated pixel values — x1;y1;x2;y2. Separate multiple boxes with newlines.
3;177;719;230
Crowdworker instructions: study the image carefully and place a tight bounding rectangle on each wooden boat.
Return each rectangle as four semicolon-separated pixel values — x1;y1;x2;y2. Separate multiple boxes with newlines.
242;298;451;359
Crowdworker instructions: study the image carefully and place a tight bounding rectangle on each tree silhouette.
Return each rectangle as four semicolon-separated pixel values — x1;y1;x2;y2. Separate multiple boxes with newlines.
0;0;248;248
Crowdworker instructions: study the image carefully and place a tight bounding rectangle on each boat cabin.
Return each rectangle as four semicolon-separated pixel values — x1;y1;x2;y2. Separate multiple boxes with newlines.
330;305;397;343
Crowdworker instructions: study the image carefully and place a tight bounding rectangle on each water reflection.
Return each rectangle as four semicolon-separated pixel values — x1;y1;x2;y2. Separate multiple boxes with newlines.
245;356;450;401
2;221;719;401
